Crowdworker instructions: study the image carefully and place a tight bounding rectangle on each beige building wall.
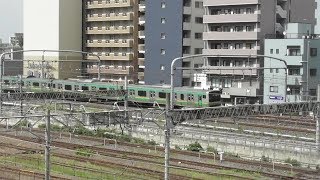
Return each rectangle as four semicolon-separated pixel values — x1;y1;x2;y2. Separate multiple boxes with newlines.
84;0;139;83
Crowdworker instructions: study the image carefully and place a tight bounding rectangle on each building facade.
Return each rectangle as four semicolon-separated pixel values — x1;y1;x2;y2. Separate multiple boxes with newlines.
197;0;316;106
83;0;139;83
0;34;23;76
23;0;83;79
264;23;320;103
144;0;204;86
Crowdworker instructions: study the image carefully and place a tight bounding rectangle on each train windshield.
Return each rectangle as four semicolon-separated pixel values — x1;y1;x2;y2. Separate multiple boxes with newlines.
208;91;221;103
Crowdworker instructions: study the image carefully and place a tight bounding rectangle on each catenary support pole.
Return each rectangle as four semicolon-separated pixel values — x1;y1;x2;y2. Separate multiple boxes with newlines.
19;75;23;116
45;109;51;180
164;93;170;180
317;90;320;153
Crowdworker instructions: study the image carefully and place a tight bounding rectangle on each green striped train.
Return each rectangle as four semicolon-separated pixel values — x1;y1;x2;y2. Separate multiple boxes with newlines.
2;76;221;108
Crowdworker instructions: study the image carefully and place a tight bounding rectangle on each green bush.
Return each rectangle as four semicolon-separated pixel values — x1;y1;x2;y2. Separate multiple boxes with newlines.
174;145;182;150
147;139;157;146
206;146;218;154
76;148;94;157
186;142;203;152
261;155;271;163
284;158;301;167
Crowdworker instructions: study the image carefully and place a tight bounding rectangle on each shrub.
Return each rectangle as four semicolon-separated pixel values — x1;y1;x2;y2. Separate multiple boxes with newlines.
206;146;218;154
284;158;301;167
76;148;94;157
186;142;203;152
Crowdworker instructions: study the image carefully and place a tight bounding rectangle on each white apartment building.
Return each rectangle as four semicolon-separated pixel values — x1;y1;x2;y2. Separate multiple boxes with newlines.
23;0;83;79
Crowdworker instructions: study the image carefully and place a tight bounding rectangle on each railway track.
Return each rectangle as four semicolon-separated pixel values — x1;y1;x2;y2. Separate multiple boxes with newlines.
0;164;71;180
0;132;310;179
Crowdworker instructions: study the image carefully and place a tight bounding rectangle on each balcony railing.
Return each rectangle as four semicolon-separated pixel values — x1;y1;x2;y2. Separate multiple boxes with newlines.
87;65;133;75
86;0;133;9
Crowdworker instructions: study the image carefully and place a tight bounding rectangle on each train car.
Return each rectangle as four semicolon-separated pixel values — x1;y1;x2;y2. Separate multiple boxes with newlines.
2;76;221;108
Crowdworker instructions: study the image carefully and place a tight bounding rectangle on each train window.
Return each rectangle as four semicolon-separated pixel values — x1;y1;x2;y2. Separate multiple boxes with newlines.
180;94;185;100
150;91;156;98
129;90;135;95
75;85;80;90
175;93;177;99
159;92;166;98
203;95;206;99
99;87;107;90
65;85;72;90
138;90;146;97
33;82;39;87
82;86;89;91
4;80;9;84
91;86;97;91
58;84;63;89
52;84;56;88
188;94;194;101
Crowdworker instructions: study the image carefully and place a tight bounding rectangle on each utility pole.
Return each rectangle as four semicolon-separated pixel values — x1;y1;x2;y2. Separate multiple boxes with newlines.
164;93;170;180
19;75;23;116
124;76;128;113
316;88;320;153
45;109;51;180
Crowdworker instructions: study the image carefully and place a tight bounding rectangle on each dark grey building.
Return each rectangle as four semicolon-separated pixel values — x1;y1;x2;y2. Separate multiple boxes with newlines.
144;0;204;86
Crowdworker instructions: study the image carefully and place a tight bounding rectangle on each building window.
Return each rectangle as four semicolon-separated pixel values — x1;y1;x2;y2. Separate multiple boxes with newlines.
160;32;166;39
246;8;252;14
195;17;203;24
161;2;166;8
161;49;166;55
270;86;278;93
288;66;300;75
194;48;202;54
161;18;166;24
195;33;202;39
235;26;243;32
270;68;273;73
310;89;317;96
246;26;253;32
235;43;243;49
223;79;232;88
276;49;279;54
310;69;317;76
310;48;318;56
195;1;203;8
287;46;301;56
270;49;274;54
276;69;279;73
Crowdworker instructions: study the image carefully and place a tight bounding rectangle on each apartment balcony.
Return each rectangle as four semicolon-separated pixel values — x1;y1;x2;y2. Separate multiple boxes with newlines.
287;75;302;85
139;16;145;25
86;0;133;9
86;39;133;48
139;2;145;12
138;72;144;77
203;14;260;24
86;13;133;22
138;31;145;39
221;87;259;98
183;6;192;14
203;32;258;41
87;66;133;75
86;26;133;34
204;0;260;6
276;5;287;19
183;38;191;46
138;58;145;67
203;48;259;56
138;44;145;53
183;22;191;30
86;53;134;61
202;66;259;76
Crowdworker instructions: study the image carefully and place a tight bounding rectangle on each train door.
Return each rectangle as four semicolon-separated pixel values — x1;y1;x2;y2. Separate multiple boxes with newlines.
198;95;203;107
